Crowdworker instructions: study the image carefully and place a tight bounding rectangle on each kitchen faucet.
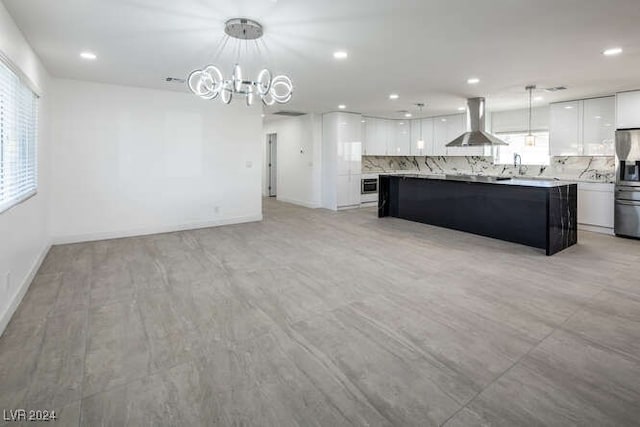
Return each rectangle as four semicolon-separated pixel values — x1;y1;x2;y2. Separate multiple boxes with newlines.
513;153;523;175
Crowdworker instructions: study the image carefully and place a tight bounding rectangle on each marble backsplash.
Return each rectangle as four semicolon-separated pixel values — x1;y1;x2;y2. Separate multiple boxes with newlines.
362;156;615;183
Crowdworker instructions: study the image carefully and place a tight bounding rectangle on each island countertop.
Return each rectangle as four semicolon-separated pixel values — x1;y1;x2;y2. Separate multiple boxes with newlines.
378;174;578;255
380;173;577;188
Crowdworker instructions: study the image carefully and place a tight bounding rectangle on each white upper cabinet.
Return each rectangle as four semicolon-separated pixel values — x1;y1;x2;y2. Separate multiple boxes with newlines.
389;120;411;155
434;114;484;156
410;118;433;156
582;96;615;156
363;117;388;155
379;119;392;155
433;115;458;156
491;107;549;134
335;113;362;176
550;97;614;156
550;100;582;156
616;90;640;129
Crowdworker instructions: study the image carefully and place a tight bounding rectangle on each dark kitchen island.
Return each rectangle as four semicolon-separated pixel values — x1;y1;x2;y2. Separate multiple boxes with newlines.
378;174;577;255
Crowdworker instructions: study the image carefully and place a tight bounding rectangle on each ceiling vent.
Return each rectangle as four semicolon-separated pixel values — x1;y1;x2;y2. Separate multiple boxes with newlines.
544;86;567;92
273;111;306;117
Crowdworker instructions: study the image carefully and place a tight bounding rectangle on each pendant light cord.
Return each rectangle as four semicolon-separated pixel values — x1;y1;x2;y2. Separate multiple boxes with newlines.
419;105;423;141
528;87;532;136
525;85;536;136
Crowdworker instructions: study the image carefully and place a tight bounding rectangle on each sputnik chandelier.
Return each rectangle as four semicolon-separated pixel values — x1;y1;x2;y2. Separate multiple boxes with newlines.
188;18;293;106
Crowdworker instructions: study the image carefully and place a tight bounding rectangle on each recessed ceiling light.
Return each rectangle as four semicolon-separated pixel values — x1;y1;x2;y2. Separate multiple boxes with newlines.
564;105;574;109
261;114;265;118
361;119;366;123
457;107;466;111
80;51;97;60
594;115;602;119
399;122;405;125
467;78;480;84
338;104;346;109
441;118;447;122
603;47;623;56
389;93;399;100
534;96;543;101
333;51;348;59
404;113;412;118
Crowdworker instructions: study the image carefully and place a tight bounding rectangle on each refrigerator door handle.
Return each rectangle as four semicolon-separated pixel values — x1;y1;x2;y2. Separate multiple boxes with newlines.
616;186;640;192
616;199;640;206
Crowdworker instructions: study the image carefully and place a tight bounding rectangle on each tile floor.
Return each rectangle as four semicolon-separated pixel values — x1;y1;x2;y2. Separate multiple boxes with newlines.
1;198;639;426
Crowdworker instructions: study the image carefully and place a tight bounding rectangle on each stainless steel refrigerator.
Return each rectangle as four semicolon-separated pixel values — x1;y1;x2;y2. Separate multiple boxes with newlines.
615;129;640;238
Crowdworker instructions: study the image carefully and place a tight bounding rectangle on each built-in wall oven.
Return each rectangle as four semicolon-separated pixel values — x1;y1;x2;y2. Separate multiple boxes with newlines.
361;176;379;204
614;130;640;238
361;178;378;194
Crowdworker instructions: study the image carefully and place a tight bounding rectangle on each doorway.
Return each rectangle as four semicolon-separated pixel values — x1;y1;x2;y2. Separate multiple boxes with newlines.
267;133;277;197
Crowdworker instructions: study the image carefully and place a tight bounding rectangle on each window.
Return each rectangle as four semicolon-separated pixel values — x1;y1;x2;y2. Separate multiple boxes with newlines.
0;59;38;214
493;131;550;166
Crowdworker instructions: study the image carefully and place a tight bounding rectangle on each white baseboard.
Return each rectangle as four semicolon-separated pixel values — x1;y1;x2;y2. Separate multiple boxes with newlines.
360;201;378;208
578;223;614;235
0;242;51;336
337;204;361;211
276;196;321;209
51;214;263;245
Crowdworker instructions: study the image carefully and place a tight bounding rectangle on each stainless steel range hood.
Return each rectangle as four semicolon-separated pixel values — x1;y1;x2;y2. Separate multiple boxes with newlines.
446;97;508;147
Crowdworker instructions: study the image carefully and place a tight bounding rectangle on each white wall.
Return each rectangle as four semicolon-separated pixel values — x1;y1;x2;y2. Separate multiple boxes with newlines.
0;2;52;334
264;114;323;208
50;79;263;243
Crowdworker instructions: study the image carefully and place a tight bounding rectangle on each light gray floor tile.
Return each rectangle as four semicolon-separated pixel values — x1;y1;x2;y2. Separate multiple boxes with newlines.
292;310;462;425
563;289;640;362
446;330;640;426
82;300;150;397
2;198;639;426
26;309;87;409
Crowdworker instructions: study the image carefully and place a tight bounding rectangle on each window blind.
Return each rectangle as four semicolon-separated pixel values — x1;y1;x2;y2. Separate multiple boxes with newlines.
0;59;38;214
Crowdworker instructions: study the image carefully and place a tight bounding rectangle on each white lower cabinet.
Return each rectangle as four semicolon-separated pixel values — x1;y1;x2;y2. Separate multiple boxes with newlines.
577;183;614;231
337;174;361;208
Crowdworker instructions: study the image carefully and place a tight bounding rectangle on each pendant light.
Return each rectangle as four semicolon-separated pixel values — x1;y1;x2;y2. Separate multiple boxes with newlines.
416;103;425;154
525;85;536;147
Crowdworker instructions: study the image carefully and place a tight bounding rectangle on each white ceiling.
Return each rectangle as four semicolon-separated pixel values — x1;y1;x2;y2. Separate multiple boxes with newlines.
4;0;640;118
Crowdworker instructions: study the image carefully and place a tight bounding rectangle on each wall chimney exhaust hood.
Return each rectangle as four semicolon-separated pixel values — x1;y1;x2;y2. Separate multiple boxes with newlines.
446;97;508;147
